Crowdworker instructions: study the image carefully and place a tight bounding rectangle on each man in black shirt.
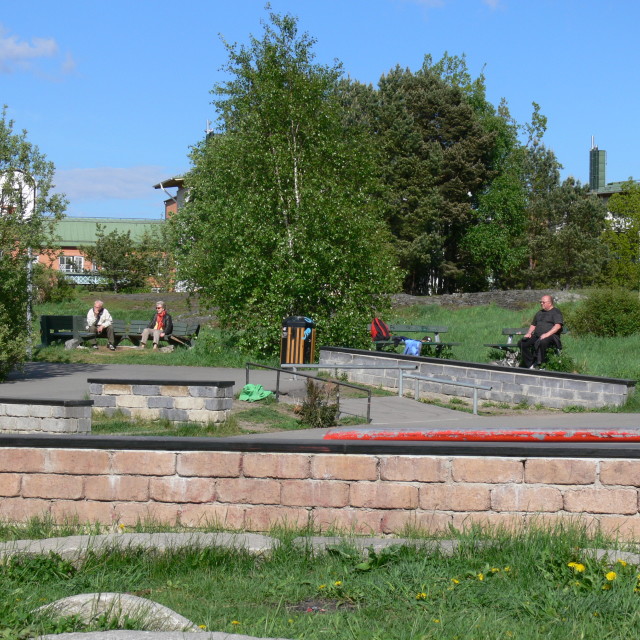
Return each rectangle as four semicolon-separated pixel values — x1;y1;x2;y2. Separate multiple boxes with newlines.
519;295;563;369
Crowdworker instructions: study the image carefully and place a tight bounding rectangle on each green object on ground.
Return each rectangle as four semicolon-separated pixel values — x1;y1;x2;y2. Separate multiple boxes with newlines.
239;383;273;402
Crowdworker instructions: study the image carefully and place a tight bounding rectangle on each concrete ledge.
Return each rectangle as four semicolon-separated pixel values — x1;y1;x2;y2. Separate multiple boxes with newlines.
88;378;233;424
0;399;92;434
319;347;636;410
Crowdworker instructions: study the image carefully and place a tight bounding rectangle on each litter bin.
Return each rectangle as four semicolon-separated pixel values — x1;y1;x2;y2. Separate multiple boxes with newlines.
280;316;316;365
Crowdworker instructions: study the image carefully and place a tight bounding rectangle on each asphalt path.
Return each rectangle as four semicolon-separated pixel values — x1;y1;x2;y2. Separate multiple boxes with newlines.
3;362;640;437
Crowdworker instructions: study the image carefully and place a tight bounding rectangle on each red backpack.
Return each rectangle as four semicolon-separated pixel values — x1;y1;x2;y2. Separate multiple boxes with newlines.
370;318;391;341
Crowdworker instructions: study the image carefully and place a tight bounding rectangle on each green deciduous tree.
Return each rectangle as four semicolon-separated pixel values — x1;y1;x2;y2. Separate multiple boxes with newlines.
0;107;66;378
601;180;640;287
80;224;168;292
170;11;399;357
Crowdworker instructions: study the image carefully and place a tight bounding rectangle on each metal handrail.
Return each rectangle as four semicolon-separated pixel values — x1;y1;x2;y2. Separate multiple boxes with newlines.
401;371;492;415
245;362;372;423
281;363;418;397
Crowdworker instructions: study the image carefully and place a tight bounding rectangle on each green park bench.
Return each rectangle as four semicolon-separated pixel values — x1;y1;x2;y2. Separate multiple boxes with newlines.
39;315;199;348
372;323;460;357
485;327;567;368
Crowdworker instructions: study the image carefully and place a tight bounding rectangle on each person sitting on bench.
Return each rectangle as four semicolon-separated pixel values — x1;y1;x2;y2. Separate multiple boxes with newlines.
519;295;563;369
139;301;173;350
86;300;116;351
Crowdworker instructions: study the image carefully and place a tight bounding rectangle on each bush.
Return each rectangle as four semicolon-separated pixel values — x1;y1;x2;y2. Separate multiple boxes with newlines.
566;289;640;337
33;265;77;304
298;379;339;429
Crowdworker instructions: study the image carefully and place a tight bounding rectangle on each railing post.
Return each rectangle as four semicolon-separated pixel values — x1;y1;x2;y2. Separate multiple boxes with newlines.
245;364;250;386
399;368;404;397
276;369;281;401
473;388;478;415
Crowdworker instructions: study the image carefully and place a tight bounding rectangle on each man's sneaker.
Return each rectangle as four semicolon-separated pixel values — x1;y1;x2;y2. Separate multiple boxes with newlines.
93;345;99;350
153;344;158;350
108;344;116;351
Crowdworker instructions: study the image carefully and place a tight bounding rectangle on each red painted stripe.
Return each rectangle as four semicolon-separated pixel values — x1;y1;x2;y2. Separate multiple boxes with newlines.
324;428;640;442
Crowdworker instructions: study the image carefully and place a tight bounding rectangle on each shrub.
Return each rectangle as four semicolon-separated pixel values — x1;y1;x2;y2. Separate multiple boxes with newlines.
543;350;580;373
298;379;339;429
566;289;640;337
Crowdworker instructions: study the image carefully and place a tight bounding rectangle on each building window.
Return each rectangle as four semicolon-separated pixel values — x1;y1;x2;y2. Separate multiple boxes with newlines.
59;255;84;273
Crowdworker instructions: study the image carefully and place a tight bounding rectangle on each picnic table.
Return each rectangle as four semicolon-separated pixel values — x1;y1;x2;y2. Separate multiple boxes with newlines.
373;324;460;357
484;328;527;367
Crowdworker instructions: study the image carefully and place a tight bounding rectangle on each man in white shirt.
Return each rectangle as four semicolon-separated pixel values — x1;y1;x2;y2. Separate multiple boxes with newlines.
86;300;116;350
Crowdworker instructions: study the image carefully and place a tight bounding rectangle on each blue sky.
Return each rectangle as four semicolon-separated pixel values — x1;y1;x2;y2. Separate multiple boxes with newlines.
1;0;638;219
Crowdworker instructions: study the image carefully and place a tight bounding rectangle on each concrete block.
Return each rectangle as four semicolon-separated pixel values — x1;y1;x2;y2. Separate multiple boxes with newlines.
132;385;161;396
160;385;189;397
164;408;189;422
8;404;30;417
29;405;53;418
116;395;148;408
103;384;133;395
188;386;221;397
89;384;103;395
204;398;230;411
174;397;205;410
148;396;174;409
92;395;117;408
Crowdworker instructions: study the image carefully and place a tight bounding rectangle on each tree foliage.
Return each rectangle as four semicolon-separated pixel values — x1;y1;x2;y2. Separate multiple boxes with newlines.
0;107;66;379
171;11;399;357
80;224;169;292
601;180;640;287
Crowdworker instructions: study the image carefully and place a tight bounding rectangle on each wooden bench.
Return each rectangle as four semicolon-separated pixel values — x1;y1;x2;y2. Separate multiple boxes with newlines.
372;324;460;357
485;327;566;368
40;315;94;346
40;315;200;348
125;319;200;348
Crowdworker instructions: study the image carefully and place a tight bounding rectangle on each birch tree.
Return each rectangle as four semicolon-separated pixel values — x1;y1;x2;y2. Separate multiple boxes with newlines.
171;11;398;356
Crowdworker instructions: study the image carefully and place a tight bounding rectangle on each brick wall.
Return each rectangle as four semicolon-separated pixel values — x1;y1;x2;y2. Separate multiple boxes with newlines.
1;447;639;540
89;379;233;424
0;400;92;434
319;348;635;410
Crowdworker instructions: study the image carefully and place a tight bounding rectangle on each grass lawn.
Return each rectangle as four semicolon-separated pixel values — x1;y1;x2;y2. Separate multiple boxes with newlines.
2;522;640;639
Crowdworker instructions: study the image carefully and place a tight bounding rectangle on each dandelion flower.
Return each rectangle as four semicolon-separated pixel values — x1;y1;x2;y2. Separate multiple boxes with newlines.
602;583;611;591
568;562;585;572
334;580;342;586
416;592;427;600
477;573;484;581
198;625;207;630
451;578;460;584
606;571;617;581
318;584;326;590
232;621;240;625
617;560;627;567
490;568;500;573
432;619;440;623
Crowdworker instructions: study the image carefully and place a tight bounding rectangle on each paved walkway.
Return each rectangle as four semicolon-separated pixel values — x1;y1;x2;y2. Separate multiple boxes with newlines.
3;362;640;437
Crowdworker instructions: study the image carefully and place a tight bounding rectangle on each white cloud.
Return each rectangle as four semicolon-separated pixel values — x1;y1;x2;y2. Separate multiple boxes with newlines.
0;23;75;75
54;166;171;202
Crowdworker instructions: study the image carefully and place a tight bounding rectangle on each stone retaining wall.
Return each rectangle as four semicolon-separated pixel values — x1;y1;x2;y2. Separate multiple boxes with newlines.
88;378;234;424
1;446;639;540
319;348;635;410
0;400;92;434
